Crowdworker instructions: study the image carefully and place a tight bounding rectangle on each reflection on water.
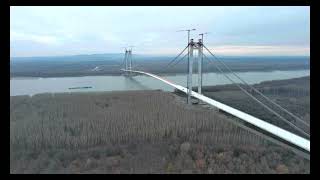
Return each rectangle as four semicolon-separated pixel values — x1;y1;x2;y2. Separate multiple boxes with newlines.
10;70;310;96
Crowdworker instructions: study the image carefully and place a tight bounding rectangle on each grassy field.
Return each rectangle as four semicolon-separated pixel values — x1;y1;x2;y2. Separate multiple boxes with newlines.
10;89;309;173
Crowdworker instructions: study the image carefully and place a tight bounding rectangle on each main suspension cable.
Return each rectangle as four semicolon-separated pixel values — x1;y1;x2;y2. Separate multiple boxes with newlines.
203;45;309;128
203;54;310;138
163;45;189;69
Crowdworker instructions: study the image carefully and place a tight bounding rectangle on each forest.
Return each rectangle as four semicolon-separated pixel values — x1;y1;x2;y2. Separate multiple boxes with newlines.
10;77;310;174
188;76;310;138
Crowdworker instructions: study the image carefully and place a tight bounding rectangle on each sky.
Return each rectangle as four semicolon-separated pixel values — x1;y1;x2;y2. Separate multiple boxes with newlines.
10;6;310;57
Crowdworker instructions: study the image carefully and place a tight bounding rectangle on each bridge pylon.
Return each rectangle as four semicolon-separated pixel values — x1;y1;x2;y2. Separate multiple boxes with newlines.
187;38;203;104
125;49;128;73
122;48;133;76
197;38;203;95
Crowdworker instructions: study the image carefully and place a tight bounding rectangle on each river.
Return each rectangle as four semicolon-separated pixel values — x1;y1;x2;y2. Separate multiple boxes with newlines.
10;70;310;96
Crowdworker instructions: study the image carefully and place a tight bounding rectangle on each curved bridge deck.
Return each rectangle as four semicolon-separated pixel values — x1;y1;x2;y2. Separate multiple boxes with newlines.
121;69;310;153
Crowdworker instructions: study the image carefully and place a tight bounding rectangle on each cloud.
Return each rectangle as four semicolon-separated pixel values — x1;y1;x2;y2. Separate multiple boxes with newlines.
10;6;309;57
140;45;310;56
100;31;122;44
138;47;183;55
205;45;310;56
10;31;59;45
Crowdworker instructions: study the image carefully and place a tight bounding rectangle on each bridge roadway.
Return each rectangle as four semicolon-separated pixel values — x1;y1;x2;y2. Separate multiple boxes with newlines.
121;69;310;152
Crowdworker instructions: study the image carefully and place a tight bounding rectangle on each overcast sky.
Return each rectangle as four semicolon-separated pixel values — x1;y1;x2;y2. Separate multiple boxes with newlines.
10;6;310;57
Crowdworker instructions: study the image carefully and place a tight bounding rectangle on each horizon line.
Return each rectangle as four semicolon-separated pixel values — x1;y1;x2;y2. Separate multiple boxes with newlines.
10;53;311;59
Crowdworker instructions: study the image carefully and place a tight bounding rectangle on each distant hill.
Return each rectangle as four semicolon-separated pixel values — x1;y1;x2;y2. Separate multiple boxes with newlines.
10;53;310;63
10;54;310;77
10;53;174;62
10;53;125;62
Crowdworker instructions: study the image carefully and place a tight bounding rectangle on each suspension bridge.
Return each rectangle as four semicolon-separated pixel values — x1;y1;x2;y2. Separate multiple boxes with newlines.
119;32;310;159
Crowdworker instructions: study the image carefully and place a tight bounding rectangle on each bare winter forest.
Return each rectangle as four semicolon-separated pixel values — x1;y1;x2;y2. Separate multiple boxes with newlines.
10;85;309;173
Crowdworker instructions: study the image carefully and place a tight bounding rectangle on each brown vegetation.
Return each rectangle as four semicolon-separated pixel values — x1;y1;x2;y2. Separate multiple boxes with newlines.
10;90;309;173
176;76;310;136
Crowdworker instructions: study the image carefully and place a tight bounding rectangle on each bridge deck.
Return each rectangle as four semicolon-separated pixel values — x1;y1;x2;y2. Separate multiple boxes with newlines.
121;69;310;152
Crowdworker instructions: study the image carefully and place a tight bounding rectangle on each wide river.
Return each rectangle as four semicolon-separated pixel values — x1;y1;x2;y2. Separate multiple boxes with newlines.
10;70;310;96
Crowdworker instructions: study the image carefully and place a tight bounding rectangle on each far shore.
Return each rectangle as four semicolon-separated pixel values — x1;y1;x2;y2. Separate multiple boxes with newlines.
10;67;310;79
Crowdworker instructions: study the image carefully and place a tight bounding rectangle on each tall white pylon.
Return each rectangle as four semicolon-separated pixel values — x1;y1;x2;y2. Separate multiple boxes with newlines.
197;38;203;95
177;29;196;104
198;32;209;94
187;38;203;104
125;49;128;71
123;47;134;76
128;49;132;70
187;39;195;104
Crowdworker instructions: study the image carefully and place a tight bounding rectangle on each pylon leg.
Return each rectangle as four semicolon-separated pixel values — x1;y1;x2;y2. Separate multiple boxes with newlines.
198;46;202;94
188;44;194;105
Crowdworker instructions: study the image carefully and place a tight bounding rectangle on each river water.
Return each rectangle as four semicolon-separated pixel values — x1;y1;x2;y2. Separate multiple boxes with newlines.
10;70;310;96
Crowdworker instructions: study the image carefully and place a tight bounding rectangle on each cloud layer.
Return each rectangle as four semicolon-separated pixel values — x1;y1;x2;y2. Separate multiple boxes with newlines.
10;6;310;57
